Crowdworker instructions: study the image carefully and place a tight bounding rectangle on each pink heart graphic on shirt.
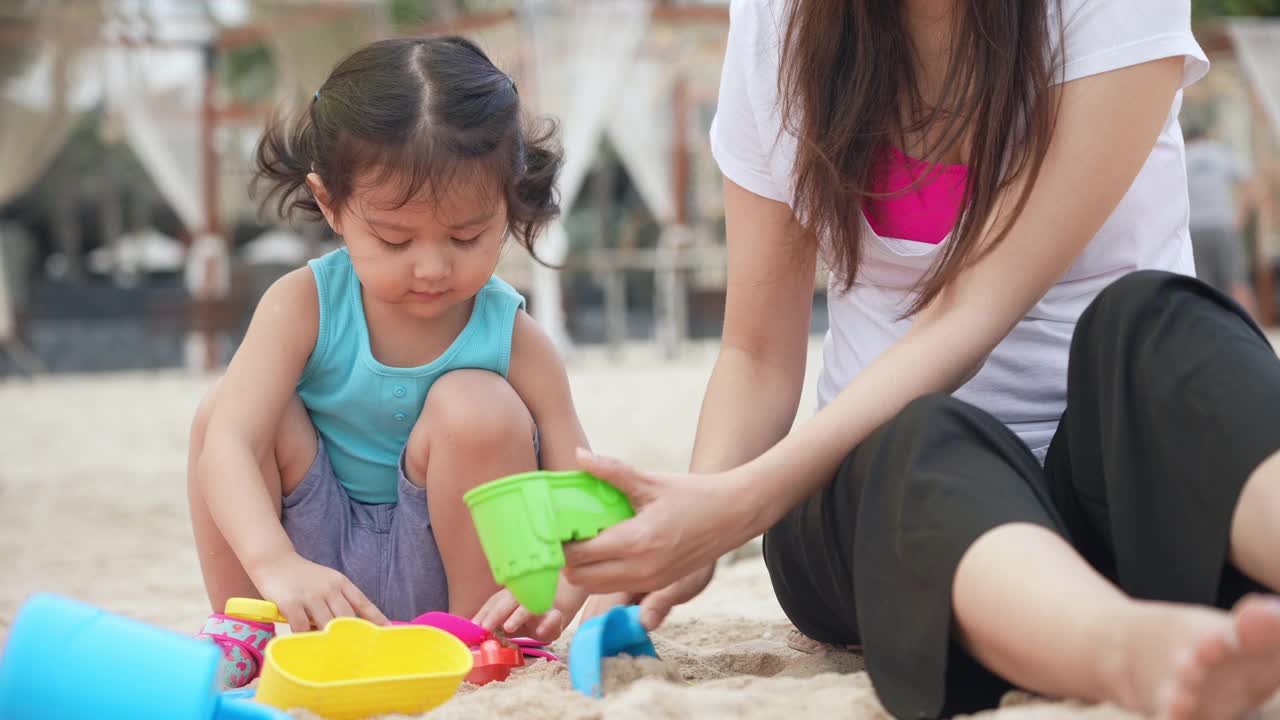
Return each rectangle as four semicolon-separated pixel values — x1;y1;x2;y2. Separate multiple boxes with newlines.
237;661;247;671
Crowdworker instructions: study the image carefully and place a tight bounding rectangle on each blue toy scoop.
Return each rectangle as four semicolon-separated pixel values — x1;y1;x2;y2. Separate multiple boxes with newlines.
569;605;659;698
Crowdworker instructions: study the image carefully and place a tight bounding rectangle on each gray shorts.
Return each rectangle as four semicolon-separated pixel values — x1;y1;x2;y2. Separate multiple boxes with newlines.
1190;226;1248;293
281;438;447;621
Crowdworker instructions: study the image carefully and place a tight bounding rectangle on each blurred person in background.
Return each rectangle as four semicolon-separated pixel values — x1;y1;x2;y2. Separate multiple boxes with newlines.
1184;112;1258;314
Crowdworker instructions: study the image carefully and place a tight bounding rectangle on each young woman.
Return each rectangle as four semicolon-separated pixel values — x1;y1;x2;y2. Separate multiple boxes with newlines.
563;1;1280;718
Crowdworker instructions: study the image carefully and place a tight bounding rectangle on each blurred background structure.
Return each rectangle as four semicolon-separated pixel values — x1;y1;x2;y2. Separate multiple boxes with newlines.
0;0;1276;375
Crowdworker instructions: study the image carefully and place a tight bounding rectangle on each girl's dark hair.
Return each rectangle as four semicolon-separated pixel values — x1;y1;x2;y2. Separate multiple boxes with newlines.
253;36;561;259
779;0;1061;315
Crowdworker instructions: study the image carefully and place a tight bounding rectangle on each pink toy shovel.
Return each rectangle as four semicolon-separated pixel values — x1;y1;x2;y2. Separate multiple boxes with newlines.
394;612;558;685
399;612;557;659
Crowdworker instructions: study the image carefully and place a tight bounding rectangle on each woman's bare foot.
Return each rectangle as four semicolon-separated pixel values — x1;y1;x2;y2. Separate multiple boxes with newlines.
1157;595;1280;720
785;627;861;654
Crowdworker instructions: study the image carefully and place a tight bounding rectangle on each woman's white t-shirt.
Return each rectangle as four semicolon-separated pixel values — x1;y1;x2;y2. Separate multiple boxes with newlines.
709;0;1210;458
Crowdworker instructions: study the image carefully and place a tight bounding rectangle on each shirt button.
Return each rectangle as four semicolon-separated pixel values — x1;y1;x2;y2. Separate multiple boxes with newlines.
393;385;407;398
394;412;407;422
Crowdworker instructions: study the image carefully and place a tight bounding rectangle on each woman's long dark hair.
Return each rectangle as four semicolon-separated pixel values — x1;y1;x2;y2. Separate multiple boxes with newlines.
779;0;1060;314
253;36;562;259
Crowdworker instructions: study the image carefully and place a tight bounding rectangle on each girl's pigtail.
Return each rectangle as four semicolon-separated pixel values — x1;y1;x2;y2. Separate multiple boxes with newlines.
509;116;563;262
251;102;323;222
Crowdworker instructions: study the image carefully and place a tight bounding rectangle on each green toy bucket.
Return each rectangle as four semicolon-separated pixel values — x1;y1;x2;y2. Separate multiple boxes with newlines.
464;470;634;613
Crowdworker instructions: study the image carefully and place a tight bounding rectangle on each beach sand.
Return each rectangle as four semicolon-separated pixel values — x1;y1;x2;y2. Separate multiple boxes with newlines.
0;338;1231;718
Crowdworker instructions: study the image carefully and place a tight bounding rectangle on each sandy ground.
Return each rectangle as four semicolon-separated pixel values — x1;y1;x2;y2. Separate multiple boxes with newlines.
0;338;1169;719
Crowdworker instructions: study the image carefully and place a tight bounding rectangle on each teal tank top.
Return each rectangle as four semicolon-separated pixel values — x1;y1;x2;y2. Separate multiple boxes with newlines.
297;248;526;504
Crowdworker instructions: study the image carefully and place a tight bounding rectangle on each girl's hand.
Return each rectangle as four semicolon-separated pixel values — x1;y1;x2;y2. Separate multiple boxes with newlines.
473;588;565;642
562;449;757;607
249;552;389;633
473;576;589;643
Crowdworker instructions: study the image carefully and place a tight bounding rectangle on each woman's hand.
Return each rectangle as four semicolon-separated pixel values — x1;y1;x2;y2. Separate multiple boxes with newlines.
583;567;717;630
562;449;760;618
579;592;640;622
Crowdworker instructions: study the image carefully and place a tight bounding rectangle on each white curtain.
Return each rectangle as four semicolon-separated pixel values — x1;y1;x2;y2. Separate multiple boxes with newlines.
515;0;654;353
0;62;78;204
103;48;207;233
605;55;678;224
102;45;220;369
605;50;686;354
0;19;81;345
1229;19;1280;142
261;1;383;111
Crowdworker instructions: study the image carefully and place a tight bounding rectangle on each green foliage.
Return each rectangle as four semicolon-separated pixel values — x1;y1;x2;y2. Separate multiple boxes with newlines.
222;43;276;104
386;0;518;31
1193;0;1280;19
388;0;457;28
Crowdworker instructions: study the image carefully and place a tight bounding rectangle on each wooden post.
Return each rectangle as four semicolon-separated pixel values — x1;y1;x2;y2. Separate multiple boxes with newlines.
202;44;221;245
203;41;220;372
656;74;691;357
188;41;230;372
604;254;626;361
101;147;128;285
673;75;690;227
591;151;626;359
52;189;84;282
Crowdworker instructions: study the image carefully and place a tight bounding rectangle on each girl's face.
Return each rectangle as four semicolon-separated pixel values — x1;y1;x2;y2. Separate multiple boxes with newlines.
310;172;507;322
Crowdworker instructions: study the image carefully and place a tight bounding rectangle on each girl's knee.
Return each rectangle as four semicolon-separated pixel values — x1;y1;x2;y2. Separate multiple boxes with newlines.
424;370;532;440
405;370;534;480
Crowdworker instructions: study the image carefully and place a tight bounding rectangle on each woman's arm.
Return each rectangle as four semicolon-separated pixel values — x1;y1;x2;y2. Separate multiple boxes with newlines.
564;56;1184;596
736;57;1185;535
688;178;818;475
565;181;816;629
